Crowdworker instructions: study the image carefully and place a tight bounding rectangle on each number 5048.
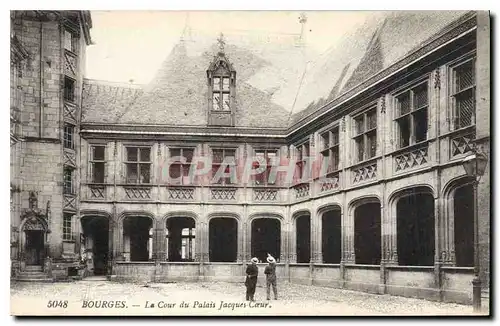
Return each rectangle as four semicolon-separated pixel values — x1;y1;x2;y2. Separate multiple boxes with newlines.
47;300;68;308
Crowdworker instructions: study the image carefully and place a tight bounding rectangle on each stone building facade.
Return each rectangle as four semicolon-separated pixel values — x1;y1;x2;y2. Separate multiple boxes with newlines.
10;10;92;280
11;10;490;305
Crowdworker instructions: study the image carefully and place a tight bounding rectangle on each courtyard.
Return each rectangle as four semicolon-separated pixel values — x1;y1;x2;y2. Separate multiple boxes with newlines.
10;280;489;316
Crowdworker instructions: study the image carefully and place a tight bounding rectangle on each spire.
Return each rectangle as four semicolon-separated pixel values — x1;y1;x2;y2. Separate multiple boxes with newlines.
298;12;308;45
217;32;226;54
180;12;193;42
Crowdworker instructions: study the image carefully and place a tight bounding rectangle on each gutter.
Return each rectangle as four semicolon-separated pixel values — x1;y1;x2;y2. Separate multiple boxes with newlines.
39;21;43;138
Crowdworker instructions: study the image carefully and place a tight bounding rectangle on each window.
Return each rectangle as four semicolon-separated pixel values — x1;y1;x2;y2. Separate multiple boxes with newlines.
181;228;196;261
254;149;278;185
63;30;75;53
63;124;74;149
90;145;105;183
125;147;151;184
450;58;475;129
212;76;231;111
63;167;74;194
63;213;73;241
353;108;377;162
395;82;429;148
295;142;310;181
211;148;236;185
320;127;340;174
169;148;194;185
64;77;75;102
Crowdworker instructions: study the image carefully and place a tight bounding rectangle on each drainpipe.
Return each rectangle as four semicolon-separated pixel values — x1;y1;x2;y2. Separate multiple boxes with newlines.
39;21;43;138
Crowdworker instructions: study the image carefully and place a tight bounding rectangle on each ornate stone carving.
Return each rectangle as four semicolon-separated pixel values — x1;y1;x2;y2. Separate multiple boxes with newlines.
352;163;377;183
293;183;310;199
451;132;476;157
394;145;429;171
380;96;386;114
434;68;441;89
210;188;236;200
341;116;346;132
168;187;194;200
29;191;38;210
253;188;278;201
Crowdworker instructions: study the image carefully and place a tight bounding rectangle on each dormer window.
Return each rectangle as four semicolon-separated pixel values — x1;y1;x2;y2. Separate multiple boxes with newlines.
207;33;236;126
212;76;230;111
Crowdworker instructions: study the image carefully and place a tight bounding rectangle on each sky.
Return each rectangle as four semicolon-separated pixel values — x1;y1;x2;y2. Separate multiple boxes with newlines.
85;11;373;85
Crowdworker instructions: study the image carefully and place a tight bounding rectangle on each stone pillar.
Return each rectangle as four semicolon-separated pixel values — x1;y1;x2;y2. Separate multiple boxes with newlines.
279;219;286;263
201;220;209;263
123;234;130;262
383;202;398;265
312;210;322;263
153;221;165;261
476;11;491;289
343;208;355;263
289;217;297;263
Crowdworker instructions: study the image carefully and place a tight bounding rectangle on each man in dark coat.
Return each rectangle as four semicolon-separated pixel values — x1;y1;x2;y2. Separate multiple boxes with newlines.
264;254;278;300
245;257;259;301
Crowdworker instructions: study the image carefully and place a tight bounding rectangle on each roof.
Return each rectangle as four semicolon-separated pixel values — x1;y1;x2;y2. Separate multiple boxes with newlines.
289;10;470;125
82;11;472;130
82;30;312;128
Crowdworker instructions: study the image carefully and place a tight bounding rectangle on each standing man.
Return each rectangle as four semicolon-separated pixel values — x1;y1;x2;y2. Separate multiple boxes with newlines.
245;257;259;301
264;253;278;300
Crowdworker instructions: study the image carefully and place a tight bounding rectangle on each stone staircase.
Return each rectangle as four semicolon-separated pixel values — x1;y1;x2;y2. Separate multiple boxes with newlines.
16;265;52;282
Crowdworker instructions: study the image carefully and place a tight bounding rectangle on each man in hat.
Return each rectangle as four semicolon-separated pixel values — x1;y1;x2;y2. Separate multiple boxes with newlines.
245;257;259;301
264;253;278;300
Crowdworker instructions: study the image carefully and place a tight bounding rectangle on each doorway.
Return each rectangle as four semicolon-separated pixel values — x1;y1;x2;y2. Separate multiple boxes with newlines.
25;230;44;265
82;216;109;275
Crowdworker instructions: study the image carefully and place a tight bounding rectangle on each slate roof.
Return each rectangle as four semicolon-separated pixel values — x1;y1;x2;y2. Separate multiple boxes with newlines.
82;11;471;130
82;31;311;128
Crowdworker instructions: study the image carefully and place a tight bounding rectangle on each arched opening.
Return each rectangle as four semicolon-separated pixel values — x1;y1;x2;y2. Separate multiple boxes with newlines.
251;218;280;263
354;201;381;265
296;214;311;263
396;189;435;266
209;217;237;262
81;215;109;275
166;216;196;262
321;208;341;264
123;216;153;262
22;217;48;266
454;184;474;267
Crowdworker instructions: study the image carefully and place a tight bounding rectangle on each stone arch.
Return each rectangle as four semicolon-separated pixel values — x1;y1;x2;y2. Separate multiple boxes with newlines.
388;185;435;207
119;211;157;262
207;212;241;262
79;210;113;276
317;204;342;264
442;175;476;266
247;212;284;263
348;196;381;264
291;209;311;263
19;213;49;267
162;211;199;262
389;185;435;266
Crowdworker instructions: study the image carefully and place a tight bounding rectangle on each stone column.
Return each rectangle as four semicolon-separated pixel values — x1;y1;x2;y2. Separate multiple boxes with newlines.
289;217;297;263
343;207;355;263
476;11;491;289
279;219;286;263
153;221;165;261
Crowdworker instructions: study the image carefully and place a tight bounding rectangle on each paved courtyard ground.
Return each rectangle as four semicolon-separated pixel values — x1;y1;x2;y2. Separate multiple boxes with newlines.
10;280;489;316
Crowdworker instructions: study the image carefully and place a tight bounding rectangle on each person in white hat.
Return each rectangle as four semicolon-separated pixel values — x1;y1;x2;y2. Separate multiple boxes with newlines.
264;253;278;300
245;257;259;301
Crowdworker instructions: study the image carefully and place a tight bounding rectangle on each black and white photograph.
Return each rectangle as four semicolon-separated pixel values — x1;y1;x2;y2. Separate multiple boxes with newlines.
9;8;491;316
